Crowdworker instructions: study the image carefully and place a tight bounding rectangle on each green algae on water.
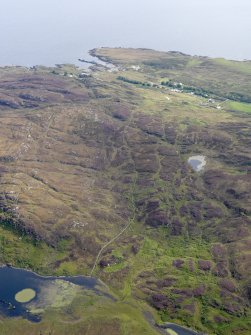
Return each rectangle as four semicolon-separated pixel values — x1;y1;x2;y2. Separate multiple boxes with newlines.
165;329;178;335
15;289;36;303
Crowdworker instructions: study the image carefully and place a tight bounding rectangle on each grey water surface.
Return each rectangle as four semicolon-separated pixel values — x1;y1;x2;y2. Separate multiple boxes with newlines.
0;0;250;67
0;266;103;322
159;323;203;335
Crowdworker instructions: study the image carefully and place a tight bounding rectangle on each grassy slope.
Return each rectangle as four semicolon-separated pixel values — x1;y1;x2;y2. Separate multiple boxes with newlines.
0;49;250;334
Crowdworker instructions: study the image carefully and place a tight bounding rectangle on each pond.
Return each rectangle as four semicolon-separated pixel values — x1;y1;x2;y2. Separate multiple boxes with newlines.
145;311;202;335
159;323;203;335
0;266;108;322
188;156;206;172
0;266;204;334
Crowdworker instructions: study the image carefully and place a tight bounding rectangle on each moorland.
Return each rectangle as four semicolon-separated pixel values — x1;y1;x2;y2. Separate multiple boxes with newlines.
0;48;250;335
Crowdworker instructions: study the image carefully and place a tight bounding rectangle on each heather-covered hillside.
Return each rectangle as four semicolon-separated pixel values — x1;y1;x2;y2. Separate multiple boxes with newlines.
0;49;250;335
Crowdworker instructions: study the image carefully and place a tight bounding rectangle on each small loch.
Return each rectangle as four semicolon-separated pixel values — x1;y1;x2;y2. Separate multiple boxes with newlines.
0;266;110;322
154;322;203;335
188;156;206;172
159;323;202;335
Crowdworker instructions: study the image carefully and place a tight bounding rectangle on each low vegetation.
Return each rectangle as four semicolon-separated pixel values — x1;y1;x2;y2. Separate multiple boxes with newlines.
0;48;250;334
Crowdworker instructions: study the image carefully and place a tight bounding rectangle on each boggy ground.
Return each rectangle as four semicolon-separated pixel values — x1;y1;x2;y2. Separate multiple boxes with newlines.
0;49;250;335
